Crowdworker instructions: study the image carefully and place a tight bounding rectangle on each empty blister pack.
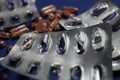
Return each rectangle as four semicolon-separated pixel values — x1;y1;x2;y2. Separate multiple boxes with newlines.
0;0;39;30
59;0;120;30
0;23;112;80
112;29;120;71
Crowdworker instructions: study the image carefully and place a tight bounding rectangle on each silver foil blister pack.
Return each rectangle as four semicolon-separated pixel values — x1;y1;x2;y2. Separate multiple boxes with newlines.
60;0;120;71
112;30;120;71
0;0;39;30
60;0;120;30
0;23;112;80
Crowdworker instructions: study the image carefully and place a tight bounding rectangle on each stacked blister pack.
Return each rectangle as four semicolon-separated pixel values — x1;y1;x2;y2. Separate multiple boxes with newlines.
0;0;120;80
60;0;120;71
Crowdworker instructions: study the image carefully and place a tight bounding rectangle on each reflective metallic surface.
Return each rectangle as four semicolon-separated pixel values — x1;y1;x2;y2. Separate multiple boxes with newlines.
0;23;112;80
0;0;39;30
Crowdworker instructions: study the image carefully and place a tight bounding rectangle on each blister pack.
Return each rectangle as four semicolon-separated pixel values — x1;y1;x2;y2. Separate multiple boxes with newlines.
59;0;120;30
0;23;112;80
0;0;39;30
112;29;120;71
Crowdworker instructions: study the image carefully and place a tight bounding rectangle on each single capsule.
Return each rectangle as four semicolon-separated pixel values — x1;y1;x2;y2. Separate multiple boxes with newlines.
22;37;33;50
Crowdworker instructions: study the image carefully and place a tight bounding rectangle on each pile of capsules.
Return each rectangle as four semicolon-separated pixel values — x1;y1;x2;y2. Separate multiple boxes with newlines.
0;0;120;80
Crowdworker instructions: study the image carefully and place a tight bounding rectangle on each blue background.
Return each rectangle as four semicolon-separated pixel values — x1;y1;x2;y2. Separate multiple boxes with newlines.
0;0;120;80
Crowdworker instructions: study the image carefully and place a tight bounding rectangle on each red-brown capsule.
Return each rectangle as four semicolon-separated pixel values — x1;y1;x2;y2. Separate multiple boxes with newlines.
40;5;56;16
22;38;33;50
53;24;61;30
62;10;74;18
10;25;29;38
55;10;62;19
0;40;5;48
62;6;78;13
0;31;11;39
50;19;61;30
48;12;55;21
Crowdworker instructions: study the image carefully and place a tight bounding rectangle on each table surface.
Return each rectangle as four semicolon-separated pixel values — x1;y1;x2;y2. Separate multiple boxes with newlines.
0;0;120;80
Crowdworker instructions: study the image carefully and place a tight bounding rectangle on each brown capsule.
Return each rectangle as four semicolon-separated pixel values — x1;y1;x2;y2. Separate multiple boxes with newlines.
43;27;53;32
50;19;59;27
0;31;11;39
53;24;61;30
22;37;33;50
0;40;5;48
7;45;13;52
34;19;50;33
48;12;55;21
31;23;38;28
10;25;29;38
31;18;40;28
10;25;26;33
40;5;56;16
55;10;62;19
62;6;78;13
62;10;74;18
0;73;8;80
49;19;61;30
37;19;47;27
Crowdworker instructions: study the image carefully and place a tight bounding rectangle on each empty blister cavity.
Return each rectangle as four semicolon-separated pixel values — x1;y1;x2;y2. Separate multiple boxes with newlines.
91;3;108;17
26;11;34;20
74;32;87;54
6;0;14;10
103;12;118;23
92;28;106;52
64;19;82;28
21;0;28;6
22;36;33;50
112;56;120;63
10;15;20;24
70;66;82;80
92;65;104;80
91;7;107;17
48;64;61;80
38;34;51;54
0;18;4;27
8;57;23;68
57;34;69;55
112;23;120;32
27;61;41;75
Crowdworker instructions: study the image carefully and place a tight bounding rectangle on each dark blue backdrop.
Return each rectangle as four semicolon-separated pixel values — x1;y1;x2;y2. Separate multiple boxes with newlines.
0;0;120;80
